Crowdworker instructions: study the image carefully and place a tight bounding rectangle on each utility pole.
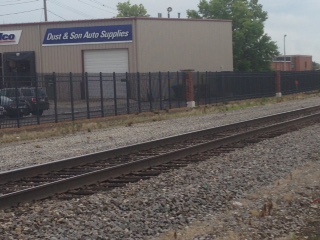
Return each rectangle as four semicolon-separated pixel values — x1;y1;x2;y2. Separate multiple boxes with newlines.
284;34;287;71
44;0;48;21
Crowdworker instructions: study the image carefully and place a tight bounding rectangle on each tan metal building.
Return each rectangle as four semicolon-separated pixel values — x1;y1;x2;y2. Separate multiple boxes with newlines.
0;17;232;74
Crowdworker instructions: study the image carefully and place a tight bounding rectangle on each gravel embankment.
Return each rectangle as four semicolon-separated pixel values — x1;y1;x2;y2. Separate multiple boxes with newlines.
1;97;320;172
0;97;319;239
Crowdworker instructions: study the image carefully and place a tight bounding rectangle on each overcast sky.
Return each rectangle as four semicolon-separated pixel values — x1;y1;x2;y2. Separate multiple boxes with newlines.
1;0;319;63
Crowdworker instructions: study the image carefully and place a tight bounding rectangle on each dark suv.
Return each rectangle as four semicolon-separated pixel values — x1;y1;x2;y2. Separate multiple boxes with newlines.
0;87;49;116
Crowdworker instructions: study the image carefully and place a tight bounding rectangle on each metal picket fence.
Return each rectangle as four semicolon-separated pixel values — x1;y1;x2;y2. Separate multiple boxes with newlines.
1;70;320;129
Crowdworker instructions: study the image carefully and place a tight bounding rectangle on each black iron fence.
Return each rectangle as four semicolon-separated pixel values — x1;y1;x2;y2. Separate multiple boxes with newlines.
1;70;320;129
281;71;320;95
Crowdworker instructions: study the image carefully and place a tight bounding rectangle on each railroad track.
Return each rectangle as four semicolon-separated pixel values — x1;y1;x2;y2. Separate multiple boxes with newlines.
1;105;320;209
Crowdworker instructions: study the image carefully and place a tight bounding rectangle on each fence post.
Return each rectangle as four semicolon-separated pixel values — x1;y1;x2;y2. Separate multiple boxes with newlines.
125;72;130;114
137;72;141;113
196;71;200;105
113;72;118;116
69;72;75;121
181;69;195;108
207;72;212;104
99;72;104;117
176;71;181;108
85;72;90;119
159;72;163;110
148;72;153;111
53;72;58;123
275;71;282;97
205;71;209;104
14;72;20;128
168;71;172;109
35;74;40;125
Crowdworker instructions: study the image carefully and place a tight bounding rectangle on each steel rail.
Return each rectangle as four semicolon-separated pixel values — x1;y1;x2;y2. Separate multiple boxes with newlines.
0;111;319;209
1;105;320;184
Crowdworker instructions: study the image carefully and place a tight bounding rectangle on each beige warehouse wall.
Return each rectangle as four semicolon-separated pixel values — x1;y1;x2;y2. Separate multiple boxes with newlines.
0;19;136;74
0;18;233;74
39;19;136;73
135;18;233;73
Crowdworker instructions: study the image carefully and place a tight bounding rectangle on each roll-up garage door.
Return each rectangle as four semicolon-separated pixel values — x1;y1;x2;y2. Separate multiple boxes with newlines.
84;49;128;98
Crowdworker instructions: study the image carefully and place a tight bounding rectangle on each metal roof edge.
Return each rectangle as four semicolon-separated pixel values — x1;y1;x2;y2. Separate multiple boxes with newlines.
0;17;232;28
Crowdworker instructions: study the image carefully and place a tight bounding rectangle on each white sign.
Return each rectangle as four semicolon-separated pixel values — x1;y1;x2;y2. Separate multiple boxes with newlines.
0;30;22;45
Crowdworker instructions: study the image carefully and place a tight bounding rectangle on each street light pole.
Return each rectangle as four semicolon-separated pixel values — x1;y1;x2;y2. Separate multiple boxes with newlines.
43;0;48;22
284;34;287;71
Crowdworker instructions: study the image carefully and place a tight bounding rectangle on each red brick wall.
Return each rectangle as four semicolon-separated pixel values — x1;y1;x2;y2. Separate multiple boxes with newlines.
272;55;312;71
292;56;312;71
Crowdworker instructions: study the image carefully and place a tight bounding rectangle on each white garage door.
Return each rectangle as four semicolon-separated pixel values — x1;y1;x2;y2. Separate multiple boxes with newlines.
84;49;129;98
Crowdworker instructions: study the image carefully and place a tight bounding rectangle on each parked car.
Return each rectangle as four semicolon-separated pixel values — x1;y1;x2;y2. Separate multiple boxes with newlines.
0;95;29;118
0;87;49;116
0;105;5;120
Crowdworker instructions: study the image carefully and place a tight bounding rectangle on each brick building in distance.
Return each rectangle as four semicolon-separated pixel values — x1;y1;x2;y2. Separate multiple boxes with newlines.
272;55;312;71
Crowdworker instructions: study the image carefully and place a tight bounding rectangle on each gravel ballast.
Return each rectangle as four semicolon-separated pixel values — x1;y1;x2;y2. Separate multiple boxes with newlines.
0;97;319;239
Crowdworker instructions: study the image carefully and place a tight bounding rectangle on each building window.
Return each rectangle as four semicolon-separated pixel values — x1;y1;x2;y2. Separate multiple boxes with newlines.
305;61;307;69
272;56;291;62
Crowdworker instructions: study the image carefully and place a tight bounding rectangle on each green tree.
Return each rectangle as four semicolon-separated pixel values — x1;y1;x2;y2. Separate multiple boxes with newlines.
312;61;320;70
116;1;149;17
187;0;279;72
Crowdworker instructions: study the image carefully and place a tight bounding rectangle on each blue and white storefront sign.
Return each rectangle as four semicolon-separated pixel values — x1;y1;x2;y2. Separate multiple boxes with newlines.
0;30;22;45
42;25;132;46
